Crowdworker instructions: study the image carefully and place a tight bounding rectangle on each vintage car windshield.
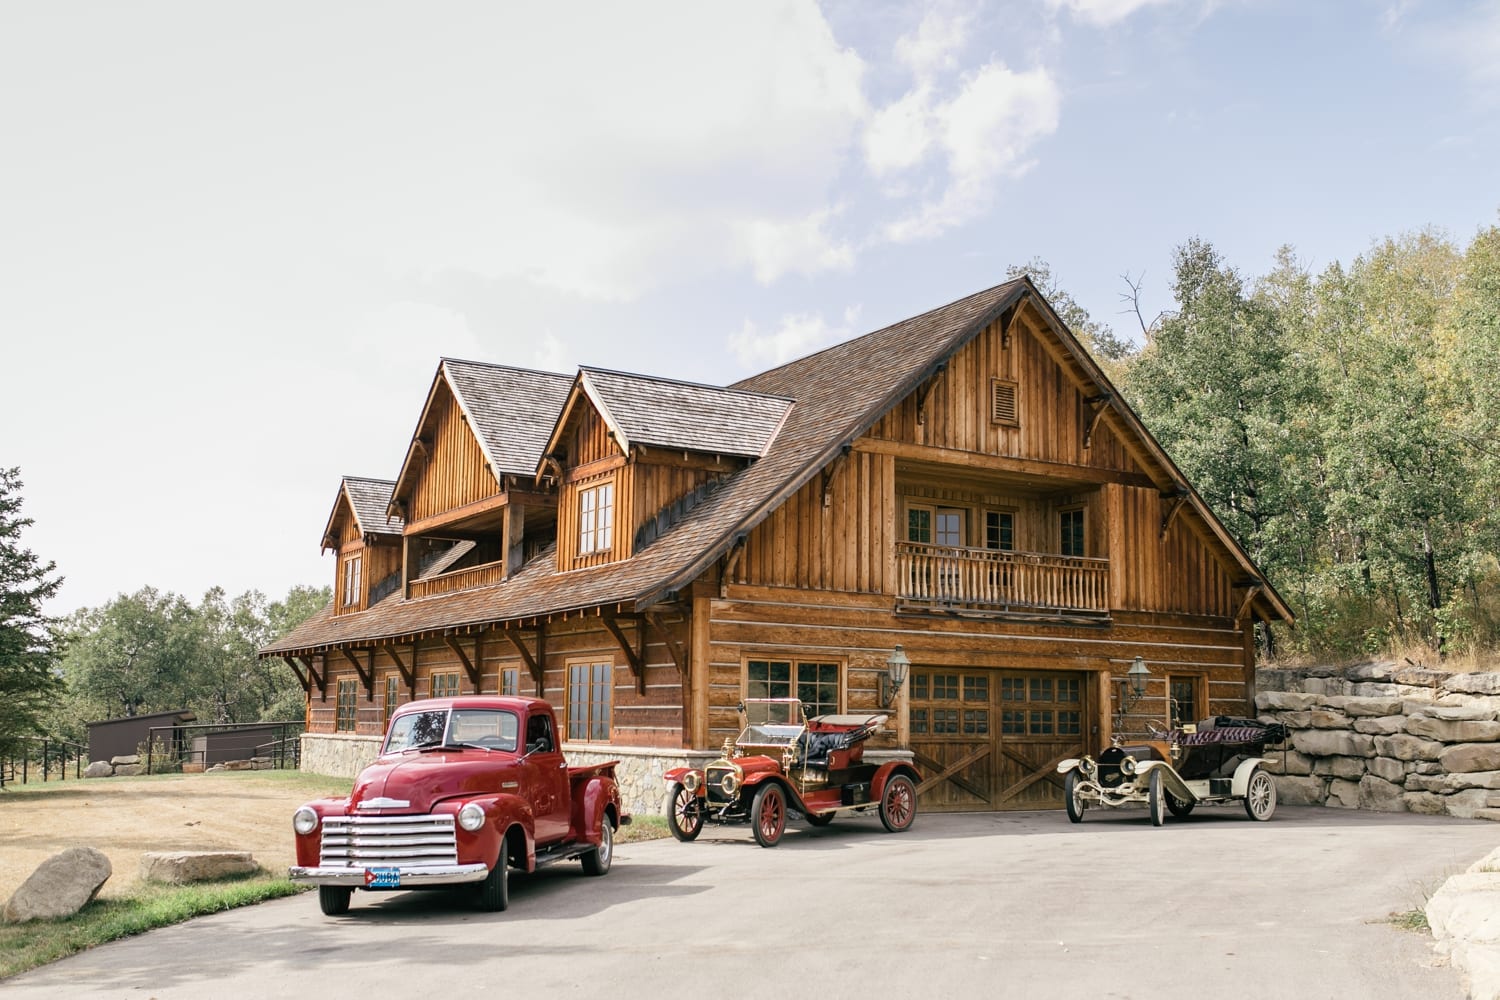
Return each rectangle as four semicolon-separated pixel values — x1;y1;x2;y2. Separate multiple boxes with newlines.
384;709;520;753
737;699;805;747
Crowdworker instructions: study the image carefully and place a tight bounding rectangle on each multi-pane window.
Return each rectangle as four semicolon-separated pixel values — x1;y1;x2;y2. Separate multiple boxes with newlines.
431;671;460;698
578;481;615;555
745;659;839;717
383;675;399;730
501;667;519;696
1060;509;1085;557
999;671;1081;737
1170;676;1201;729
985;511;1015;551
907;507;932;544
567;660;612;742
910;671;987;736
341;554;362;608
336;679;357;732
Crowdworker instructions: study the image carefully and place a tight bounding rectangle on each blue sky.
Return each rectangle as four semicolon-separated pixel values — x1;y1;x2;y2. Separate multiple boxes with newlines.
3;0;1497;615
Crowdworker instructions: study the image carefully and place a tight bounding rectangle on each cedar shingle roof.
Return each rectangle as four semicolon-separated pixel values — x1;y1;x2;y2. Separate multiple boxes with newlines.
442;360;574;478
322;477;401;549
265;277;1291;657
574;367;793;459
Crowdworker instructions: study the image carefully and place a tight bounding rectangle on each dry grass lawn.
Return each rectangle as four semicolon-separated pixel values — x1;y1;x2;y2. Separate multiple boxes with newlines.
0;771;352;902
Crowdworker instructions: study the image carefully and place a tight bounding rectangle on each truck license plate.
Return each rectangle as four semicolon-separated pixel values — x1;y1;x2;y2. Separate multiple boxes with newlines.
365;868;400;888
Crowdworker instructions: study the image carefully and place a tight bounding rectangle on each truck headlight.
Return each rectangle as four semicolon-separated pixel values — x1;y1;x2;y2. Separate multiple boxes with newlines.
1120;756;1138;777
293;807;320;835
458;803;486;832
683;771;701;792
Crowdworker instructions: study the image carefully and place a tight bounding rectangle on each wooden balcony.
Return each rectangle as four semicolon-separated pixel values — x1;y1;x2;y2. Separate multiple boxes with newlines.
407;560;505;600
895;542;1109;617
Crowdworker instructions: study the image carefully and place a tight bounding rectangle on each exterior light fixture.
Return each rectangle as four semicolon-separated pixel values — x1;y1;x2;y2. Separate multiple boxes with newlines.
1119;656;1152;714
880;645;912;709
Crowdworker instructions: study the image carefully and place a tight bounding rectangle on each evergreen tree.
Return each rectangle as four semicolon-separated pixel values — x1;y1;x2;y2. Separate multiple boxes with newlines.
0;468;64;755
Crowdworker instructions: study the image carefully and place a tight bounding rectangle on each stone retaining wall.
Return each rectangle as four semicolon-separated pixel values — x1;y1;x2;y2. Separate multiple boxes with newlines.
1255;662;1500;819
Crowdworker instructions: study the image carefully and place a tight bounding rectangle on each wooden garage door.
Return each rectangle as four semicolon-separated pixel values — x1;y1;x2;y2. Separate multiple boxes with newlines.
910;667;1090;812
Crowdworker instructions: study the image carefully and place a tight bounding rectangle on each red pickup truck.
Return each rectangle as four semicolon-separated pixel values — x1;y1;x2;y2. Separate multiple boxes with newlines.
290;695;628;915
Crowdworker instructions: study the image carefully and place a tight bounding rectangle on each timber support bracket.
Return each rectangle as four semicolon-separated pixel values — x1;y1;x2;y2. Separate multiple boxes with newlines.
915;363;947;426
502;625;546;696
443;632;482;693
1159;489;1190;540
339;648;374;701
1083;394;1112;450
602;614;648;695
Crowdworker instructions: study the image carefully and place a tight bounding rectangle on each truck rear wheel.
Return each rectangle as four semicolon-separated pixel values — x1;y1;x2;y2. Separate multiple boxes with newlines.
318;885;352;916
581;818;613;876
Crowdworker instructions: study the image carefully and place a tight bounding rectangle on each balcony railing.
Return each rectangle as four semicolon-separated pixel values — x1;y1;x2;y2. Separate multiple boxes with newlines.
895;542;1109;615
408;559;505;599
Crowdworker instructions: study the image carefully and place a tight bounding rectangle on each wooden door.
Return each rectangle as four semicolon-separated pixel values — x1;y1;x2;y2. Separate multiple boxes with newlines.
911;667;1090;812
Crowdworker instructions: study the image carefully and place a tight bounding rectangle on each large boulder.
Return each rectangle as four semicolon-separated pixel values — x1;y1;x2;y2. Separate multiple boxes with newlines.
1441;744;1500;774
1258;691;1321;711
1373;733;1445;762
1406;717;1500;743
1368;756;1407;783
1293;729;1376;758
1261;750;1314;776
1312;755;1367;780
1414;703;1499;722
1348;661;1399;682
140;851;259;884
3;847;112;922
110;754;140;766
1445;673;1500;696
1357;775;1406;812
1325;696;1404;717
1404;791;1448;815
1326;778;1361;808
1273;776;1326;806
1352;716;1405;736
83;760;114;778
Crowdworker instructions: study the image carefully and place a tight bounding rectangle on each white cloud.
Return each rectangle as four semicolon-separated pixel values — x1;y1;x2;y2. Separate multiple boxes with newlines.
728;305;862;369
529;333;573;375
895;4;974;80
877;63;1061;243
1045;0;1179;27
736;207;856;284
864;86;937;177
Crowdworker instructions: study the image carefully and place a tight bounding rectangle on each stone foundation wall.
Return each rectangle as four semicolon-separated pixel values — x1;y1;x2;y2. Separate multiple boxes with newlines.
1255;662;1500;818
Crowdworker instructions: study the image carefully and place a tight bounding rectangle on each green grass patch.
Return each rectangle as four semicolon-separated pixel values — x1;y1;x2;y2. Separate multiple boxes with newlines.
0;767;352;801
1388;908;1430;933
0;876;307;981
617;813;668;843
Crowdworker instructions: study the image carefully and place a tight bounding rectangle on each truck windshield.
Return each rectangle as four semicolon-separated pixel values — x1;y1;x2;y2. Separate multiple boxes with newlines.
384;709;520;753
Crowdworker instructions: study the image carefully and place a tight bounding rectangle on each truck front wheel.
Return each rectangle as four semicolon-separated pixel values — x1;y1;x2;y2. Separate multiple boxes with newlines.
581;818;613;876
477;843;510;912
319;885;352;916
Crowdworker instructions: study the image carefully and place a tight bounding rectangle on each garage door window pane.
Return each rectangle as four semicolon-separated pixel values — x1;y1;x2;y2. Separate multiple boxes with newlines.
964;676;988;702
932;674;959;700
1057;677;1080;703
911;708;928;735
1029;677;1053;702
1058;711;1081;735
963;710;989;735
1001;677;1025;702
934;709;959;734
1029;710;1054;735
1001;710;1025;734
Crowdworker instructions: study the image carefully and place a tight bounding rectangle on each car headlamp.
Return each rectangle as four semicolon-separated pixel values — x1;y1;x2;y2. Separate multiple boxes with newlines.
293;806;320;836
719;772;739;796
1120;756;1138;777
458;802;486;832
682;771;701;792
1080;758;1097;778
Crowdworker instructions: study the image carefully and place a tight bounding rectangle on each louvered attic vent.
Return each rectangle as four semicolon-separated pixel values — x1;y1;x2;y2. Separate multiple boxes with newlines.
990;378;1018;424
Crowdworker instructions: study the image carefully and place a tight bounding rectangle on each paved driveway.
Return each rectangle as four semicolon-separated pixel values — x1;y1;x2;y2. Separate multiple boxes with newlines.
6;806;1497;999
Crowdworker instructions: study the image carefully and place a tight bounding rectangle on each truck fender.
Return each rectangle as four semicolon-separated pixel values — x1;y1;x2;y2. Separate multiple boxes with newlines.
1231;757;1270;798
571;774;622;847
475;793;536;871
870;762;921;802
1056;758;1081;774
1136;760;1195;802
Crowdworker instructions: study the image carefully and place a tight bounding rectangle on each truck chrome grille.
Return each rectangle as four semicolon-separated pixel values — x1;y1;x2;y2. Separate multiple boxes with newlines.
318;814;458;868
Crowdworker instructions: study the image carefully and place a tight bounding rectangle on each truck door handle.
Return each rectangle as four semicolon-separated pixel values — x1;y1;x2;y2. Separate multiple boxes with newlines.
559;761;567;769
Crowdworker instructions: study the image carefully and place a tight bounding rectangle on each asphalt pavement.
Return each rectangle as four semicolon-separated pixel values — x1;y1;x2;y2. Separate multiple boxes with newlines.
5;805;1497;1000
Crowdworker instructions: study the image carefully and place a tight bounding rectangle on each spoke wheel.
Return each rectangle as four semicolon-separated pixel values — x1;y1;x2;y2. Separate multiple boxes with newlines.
1148;769;1166;827
318;885;352;916
1064;770;1085;824
581;817;612;876
1166;792;1195;818
666;782;704;842
751;783;787;848
1243;768;1277;822
879;774;917;833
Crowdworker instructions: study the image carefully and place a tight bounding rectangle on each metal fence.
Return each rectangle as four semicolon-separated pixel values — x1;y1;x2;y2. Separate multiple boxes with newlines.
0;737;87;788
145;721;304;774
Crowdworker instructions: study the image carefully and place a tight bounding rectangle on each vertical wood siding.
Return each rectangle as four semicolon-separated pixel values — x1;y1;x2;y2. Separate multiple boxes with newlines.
409;382;500;522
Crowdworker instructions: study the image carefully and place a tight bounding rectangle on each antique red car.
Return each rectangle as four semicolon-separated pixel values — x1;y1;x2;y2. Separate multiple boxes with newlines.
662;698;921;847
1056;716;1287;825
290;696;626;914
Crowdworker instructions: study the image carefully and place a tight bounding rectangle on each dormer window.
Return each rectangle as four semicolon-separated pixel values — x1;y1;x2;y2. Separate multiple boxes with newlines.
341;554;362;608
579;481;614;555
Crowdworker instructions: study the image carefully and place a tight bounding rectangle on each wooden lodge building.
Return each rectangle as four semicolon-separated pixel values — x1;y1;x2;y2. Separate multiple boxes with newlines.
261;278;1292;813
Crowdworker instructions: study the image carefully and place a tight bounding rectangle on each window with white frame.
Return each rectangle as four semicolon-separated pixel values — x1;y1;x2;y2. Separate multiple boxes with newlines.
578;481;615;555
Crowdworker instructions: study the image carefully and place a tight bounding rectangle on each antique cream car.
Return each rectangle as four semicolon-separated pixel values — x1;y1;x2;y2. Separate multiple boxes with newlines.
1056;717;1287;825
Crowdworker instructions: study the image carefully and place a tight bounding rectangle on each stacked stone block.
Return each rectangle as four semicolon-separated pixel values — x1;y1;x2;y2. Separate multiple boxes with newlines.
1256;662;1500;819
